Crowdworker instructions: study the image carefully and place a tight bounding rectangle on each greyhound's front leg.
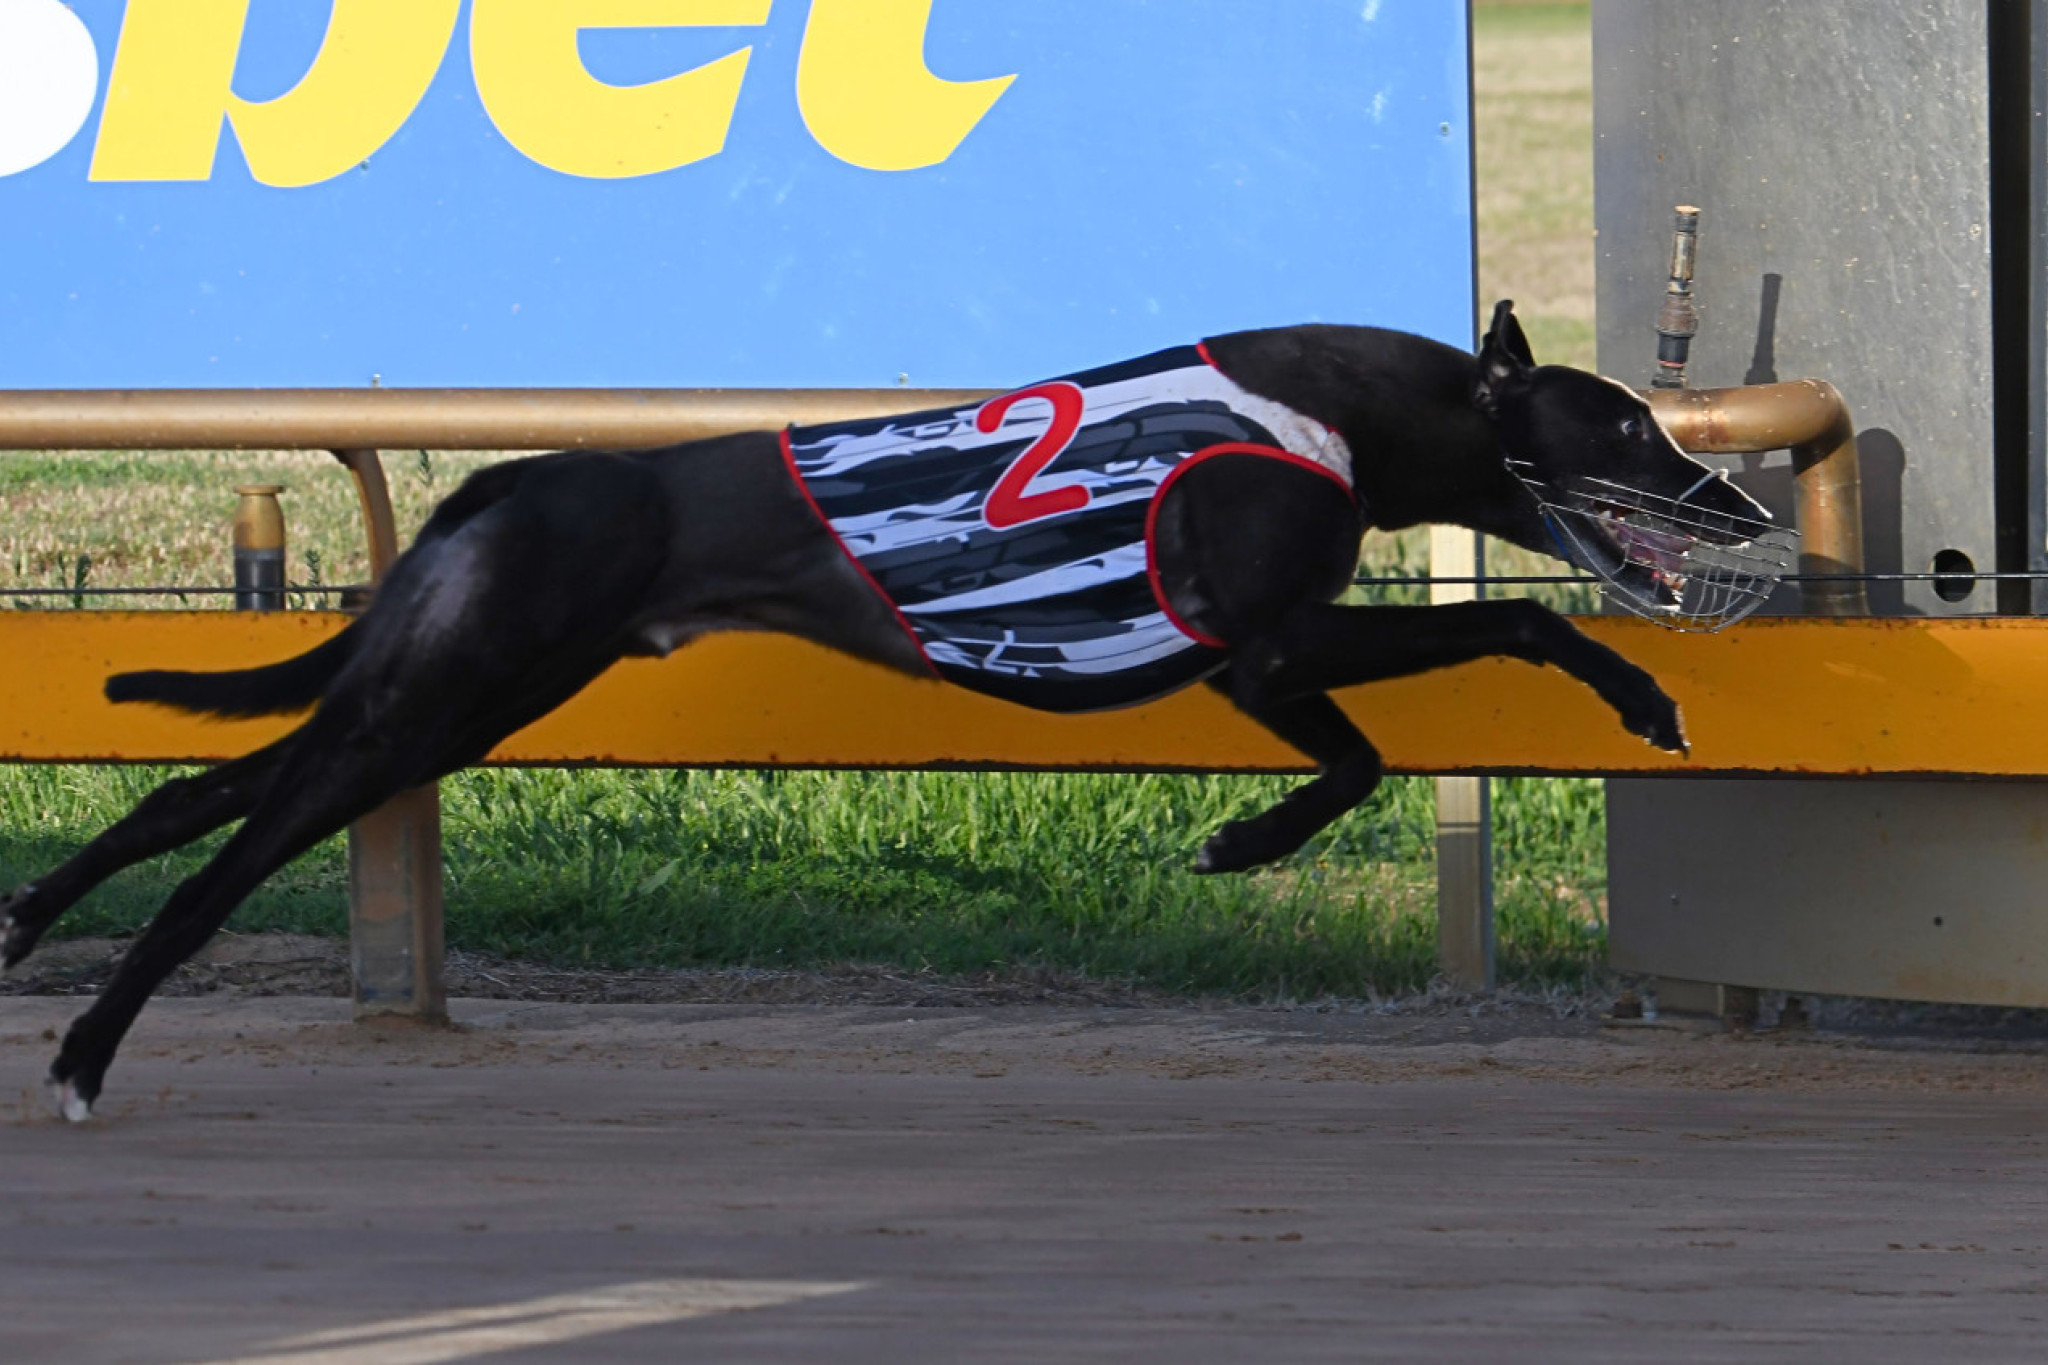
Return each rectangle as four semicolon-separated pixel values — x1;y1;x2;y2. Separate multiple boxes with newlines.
1198;676;1384;874
1234;598;1687;754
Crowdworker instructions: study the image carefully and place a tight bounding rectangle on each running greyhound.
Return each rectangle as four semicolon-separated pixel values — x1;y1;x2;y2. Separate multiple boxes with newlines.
3;300;1768;1119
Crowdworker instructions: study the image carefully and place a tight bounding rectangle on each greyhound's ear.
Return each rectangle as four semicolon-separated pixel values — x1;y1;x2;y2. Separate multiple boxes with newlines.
1486;299;1536;366
1473;299;1535;418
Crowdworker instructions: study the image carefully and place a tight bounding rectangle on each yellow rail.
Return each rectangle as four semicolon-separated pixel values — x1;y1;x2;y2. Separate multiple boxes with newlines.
0;611;2032;776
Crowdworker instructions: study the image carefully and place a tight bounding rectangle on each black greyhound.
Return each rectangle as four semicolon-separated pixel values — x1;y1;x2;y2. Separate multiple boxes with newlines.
3;301;1764;1120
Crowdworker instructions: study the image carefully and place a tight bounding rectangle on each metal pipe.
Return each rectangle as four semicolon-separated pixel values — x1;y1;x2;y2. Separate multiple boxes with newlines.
330;449;400;580
0;388;998;452
1646;379;1868;615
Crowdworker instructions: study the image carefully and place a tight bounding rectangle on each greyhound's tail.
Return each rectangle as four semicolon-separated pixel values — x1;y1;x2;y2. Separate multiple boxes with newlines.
104;623;359;719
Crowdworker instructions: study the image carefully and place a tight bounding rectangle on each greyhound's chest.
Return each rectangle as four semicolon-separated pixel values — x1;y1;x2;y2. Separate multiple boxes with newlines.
781;345;1353;713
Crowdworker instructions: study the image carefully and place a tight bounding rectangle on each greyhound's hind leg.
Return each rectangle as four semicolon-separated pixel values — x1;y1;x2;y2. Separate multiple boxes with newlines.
43;717;440;1119
45;452;674;1118
44;620;655;1122
0;739;291;970
1197;675;1383;874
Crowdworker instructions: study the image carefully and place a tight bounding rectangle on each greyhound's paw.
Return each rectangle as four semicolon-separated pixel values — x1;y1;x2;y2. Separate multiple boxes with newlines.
44;1075;94;1124
1195;818;1289;876
0;886;44;970
1612;679;1688;756
1637;695;1688;756
46;1048;103;1124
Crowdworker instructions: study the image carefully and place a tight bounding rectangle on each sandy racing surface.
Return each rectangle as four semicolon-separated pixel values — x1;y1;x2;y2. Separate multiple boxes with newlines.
5;959;2048;1361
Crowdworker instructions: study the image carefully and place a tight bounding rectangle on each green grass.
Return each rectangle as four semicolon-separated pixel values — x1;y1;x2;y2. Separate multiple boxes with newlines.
3;764;1609;998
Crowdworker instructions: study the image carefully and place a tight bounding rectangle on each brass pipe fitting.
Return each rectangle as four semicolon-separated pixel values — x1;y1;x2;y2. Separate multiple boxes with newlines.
230;484;286;611
1645;380;1867;616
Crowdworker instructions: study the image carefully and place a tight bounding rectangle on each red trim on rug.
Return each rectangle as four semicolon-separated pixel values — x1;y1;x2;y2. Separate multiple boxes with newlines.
777;428;940;678
1144;443;1357;650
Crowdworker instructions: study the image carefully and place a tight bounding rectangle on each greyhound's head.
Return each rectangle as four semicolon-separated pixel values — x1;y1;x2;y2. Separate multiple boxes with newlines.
1473;300;1788;625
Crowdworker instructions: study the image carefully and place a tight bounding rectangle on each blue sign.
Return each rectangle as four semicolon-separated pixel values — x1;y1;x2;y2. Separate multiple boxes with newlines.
0;0;1473;389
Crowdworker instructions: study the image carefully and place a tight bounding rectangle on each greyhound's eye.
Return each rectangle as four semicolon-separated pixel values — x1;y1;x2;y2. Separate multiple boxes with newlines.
1621;416;1645;439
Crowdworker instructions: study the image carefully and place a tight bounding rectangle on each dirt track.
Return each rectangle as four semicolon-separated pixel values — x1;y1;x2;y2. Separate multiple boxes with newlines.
6;974;2048;1362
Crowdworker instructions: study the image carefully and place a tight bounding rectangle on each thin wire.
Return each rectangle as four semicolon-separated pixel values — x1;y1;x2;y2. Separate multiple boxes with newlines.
1354;571;2048;586
0;572;2037;598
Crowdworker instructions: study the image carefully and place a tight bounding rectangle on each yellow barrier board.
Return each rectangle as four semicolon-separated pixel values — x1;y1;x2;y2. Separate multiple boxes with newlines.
0;611;2031;776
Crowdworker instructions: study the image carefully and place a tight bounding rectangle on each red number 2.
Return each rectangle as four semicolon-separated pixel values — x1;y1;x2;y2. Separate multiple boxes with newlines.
977;381;1089;530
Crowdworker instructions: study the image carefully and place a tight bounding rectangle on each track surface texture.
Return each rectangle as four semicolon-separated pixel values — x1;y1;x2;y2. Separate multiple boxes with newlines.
4;990;2048;1362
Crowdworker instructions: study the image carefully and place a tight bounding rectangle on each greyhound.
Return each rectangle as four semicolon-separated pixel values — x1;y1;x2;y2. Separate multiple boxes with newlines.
2;300;1767;1120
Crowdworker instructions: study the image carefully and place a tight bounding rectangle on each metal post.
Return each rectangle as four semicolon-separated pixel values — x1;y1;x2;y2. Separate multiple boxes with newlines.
330;448;446;1023
1429;524;1495;989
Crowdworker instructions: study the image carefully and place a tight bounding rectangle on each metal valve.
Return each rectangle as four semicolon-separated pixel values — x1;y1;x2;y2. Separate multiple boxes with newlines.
1652;205;1701;389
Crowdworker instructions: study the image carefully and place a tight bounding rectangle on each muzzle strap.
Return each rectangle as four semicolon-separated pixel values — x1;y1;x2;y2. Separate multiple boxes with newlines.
1676;467;1728;505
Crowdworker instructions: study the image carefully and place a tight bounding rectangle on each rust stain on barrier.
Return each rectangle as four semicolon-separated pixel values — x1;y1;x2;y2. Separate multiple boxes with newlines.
0;612;2040;776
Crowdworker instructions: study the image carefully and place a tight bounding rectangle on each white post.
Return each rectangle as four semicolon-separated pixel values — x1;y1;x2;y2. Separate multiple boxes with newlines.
1429;525;1494;989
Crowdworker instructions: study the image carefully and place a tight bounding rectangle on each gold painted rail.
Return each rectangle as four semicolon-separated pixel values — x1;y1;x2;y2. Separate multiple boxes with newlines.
0;388;997;452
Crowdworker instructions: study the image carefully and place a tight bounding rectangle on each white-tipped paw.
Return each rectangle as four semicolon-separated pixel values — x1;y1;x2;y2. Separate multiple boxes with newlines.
45;1077;93;1124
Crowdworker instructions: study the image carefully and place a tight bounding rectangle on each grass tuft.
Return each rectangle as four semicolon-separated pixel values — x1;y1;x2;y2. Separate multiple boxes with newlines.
0;765;1607;999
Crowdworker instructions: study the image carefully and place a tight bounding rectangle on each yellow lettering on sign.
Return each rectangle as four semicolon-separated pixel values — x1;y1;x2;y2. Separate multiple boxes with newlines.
90;0;460;187
471;0;771;180
90;0;243;181
797;0;1015;172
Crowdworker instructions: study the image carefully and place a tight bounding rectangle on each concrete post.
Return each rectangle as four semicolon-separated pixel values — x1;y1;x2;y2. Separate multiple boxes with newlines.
346;785;447;1020
1429;524;1495;989
330;449;448;1023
